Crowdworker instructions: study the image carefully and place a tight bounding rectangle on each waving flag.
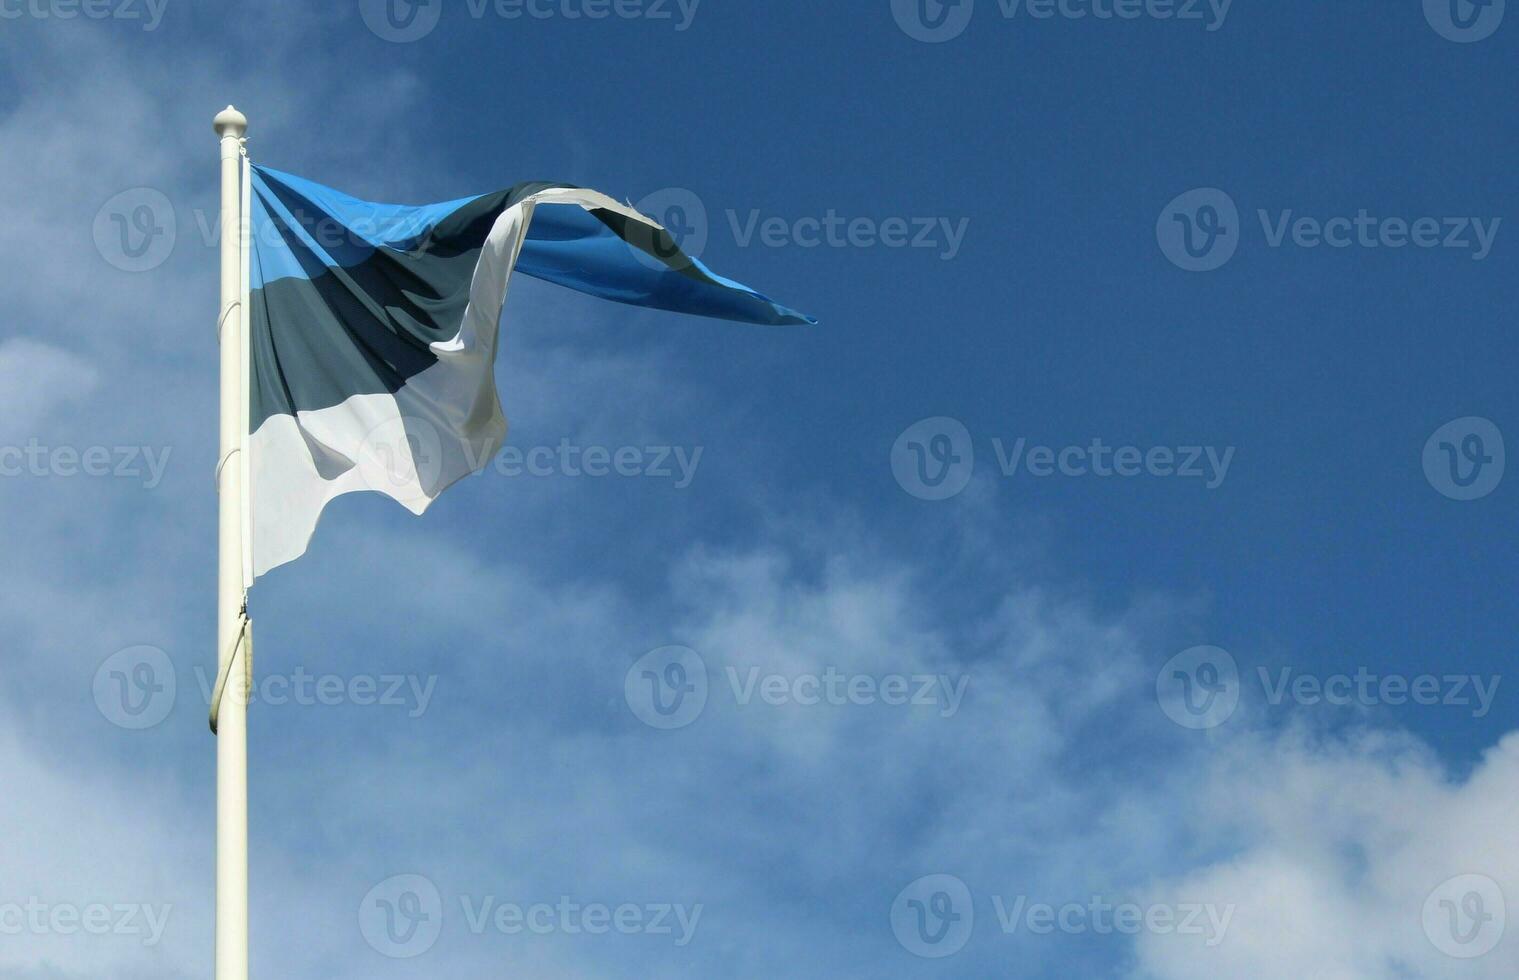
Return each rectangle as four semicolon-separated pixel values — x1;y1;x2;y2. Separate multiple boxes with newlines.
245;166;812;578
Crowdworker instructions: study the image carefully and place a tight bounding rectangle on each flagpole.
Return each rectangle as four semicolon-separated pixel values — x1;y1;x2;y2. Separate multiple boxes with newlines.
213;103;250;980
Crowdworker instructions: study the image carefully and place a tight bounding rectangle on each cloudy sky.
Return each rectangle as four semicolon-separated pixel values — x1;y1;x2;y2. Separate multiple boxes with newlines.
2;2;1517;977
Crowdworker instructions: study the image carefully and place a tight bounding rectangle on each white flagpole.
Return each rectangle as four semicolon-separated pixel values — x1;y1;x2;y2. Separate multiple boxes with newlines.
213;104;250;980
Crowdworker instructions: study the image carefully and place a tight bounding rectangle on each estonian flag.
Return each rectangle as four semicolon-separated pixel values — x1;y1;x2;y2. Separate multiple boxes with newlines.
246;166;812;579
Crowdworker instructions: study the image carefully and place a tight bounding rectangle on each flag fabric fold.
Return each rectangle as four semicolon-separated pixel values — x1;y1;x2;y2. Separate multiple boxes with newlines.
246;165;812;578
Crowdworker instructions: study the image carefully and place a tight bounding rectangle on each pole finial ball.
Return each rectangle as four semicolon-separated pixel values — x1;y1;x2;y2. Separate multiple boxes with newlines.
213;105;248;138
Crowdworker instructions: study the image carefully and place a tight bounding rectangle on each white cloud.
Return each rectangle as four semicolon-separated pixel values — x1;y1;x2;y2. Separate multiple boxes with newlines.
1;17;1516;980
0;730;205;980
0;339;97;440
1134;730;1519;979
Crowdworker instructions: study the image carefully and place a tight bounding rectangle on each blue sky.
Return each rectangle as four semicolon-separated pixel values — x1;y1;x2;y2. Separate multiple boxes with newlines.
2;1;1518;977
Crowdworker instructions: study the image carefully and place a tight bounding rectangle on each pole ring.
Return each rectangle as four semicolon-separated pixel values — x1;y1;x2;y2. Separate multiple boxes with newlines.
217;300;242;341
215;447;241;489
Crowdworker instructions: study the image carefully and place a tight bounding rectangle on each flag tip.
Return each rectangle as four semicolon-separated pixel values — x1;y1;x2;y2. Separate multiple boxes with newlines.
214;105;248;138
